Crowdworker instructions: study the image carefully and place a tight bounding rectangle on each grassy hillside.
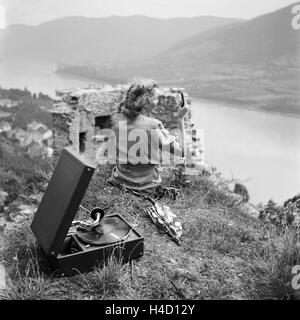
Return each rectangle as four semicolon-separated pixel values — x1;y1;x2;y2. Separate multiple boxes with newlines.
0;163;299;300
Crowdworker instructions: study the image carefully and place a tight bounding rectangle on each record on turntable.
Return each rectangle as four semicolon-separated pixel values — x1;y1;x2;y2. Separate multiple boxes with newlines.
77;216;132;246
31;147;144;277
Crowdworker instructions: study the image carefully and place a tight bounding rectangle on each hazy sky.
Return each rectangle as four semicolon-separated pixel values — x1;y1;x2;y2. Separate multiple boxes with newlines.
0;0;298;27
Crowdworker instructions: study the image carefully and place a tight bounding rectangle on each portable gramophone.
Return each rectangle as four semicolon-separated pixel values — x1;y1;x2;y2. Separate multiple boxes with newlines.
31;147;144;276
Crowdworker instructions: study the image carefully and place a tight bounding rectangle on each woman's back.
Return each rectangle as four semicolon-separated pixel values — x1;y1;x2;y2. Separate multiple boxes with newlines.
109;79;186;192
111;114;171;190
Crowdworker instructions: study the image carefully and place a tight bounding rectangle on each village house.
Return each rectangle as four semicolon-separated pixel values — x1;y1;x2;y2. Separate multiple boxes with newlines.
6;120;54;158
14;128;32;147
28;142;47;158
0;99;19;109
0;111;14;134
0;190;8;207
0;121;12;134
27;121;47;133
0;111;12;119
24;121;54;157
0;111;14;122
27;121;53;145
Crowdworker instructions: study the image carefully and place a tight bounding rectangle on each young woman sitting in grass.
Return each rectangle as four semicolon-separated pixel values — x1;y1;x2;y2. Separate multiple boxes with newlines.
109;79;189;195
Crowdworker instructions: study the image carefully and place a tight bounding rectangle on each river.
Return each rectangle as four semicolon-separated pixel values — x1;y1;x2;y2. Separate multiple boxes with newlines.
0;59;299;204
192;100;300;204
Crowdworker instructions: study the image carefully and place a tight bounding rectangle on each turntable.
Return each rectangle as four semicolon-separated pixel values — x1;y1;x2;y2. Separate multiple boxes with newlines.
30;147;144;277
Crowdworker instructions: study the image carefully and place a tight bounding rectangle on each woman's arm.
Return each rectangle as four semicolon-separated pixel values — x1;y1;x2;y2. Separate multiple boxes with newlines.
156;120;184;157
177;92;190;158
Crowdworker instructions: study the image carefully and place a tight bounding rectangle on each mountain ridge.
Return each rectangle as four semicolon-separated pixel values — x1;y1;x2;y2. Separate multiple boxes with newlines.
0;15;241;64
55;4;300;115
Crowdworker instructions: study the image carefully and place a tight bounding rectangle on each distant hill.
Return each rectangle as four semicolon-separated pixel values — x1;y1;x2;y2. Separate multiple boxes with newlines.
0;15;240;64
60;4;299;115
157;3;300;65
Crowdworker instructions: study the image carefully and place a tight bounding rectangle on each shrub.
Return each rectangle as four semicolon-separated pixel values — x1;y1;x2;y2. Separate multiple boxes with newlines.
234;183;249;202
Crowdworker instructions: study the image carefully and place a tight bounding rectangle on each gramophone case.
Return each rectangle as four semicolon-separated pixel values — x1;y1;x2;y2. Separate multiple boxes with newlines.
31;147;144;277
48;217;144;277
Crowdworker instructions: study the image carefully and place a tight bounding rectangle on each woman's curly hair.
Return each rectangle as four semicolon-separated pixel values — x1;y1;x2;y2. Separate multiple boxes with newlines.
121;79;158;119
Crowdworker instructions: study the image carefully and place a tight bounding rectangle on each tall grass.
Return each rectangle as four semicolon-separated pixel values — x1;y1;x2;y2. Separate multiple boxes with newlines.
75;255;131;300
0;223;132;300
250;230;300;300
1;155;299;300
0;231;62;300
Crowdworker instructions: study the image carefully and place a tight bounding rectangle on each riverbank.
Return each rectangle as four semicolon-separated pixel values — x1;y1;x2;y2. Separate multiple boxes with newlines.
190;96;300;120
55;67;300;119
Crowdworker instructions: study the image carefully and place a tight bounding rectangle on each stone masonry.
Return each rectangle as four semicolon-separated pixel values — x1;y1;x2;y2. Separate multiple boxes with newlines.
52;83;204;167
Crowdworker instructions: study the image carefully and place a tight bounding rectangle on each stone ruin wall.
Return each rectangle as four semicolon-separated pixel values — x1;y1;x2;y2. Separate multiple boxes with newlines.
51;84;204;167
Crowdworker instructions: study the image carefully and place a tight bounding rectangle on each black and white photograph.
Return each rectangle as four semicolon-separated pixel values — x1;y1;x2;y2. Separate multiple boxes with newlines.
0;0;299;305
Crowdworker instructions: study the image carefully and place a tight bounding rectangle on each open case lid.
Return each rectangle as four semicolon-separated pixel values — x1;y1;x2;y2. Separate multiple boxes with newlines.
31;147;96;256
